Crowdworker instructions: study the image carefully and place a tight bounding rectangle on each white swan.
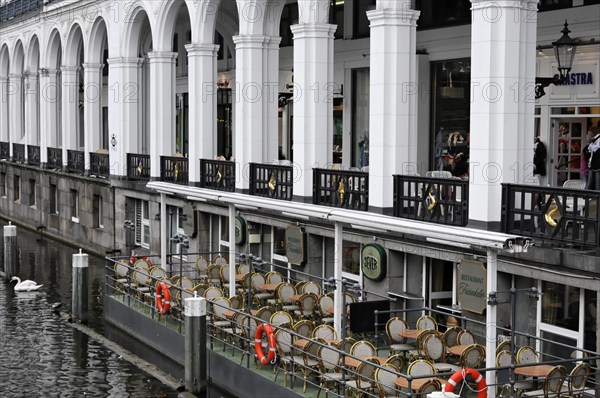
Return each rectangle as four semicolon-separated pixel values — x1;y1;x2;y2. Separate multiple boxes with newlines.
10;276;43;292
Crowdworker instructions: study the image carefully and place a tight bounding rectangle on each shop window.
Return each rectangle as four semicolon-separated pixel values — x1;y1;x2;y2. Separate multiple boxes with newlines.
541;281;579;331
71;189;79;222
28;179;36;207
49;184;58;214
351;68;370;168
273;227;286;257
431;59;471;176
415;0;470;30
14;175;20;202
216;32;225;61
353;0;375;38
135;199;150;248
330;0;344;39
0;172;6;197
217;88;233;159
342;241;360;276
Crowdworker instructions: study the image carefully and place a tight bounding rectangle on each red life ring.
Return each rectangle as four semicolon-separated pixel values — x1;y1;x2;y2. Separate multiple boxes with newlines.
155;282;171;315
255;323;277;365
445;368;487;398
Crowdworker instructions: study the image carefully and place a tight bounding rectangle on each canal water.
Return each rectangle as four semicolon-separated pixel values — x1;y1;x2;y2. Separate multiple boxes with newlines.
0;221;229;397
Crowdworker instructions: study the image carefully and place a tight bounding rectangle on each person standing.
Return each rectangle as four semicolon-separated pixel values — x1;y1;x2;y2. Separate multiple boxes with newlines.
533;136;547;184
580;128;592;183
586;127;600;190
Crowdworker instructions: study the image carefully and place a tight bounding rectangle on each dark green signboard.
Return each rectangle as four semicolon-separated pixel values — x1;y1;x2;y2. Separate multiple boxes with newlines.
285;226;305;266
361;243;387;281
235;216;246;245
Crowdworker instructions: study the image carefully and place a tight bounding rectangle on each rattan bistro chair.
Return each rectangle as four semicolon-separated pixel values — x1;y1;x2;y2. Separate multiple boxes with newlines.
522;365;567;398
561;362;591;398
374;363;401;398
385;317;415;356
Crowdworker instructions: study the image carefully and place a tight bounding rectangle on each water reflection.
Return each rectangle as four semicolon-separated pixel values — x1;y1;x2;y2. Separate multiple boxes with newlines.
0;222;179;397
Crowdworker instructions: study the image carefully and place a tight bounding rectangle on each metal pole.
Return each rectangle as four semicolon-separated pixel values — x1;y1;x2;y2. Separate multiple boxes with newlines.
333;222;343;335
3;222;17;280
228;204;236;297
160;193;167;270
510;288;517;398
72;249;89;323
486;249;498;398
184;295;207;395
340;280;347;398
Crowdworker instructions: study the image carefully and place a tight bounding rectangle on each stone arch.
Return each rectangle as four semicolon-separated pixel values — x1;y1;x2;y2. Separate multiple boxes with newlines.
86;16;109;64
64;22;84;67
45;28;62;69
155;0;191;52
264;0;286;37
0;43;9;77
25;35;41;144
122;2;154;58
26;35;40;73
11;40;24;74
0;43;10;142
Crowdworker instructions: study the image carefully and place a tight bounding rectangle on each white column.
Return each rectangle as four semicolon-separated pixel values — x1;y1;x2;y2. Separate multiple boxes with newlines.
228;204;236;298
291;23;336;198
108;57;143;177
24;73;39;147
233;35;266;190
61;66;78;166
8;73;23;146
148;52;177;179
39;69;60;163
264;36;281;162
367;2;420;211
83;63;103;169
333;222;343;336
0;76;8;143
469;0;536;227
186;44;218;185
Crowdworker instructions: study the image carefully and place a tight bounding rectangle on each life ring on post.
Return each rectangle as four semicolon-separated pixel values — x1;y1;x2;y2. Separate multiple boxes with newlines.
445;368;487;398
255;323;277;365
155;282;171;315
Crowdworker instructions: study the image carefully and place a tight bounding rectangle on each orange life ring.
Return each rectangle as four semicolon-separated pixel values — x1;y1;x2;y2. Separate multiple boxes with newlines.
445;368;487;398
155;282;171;315
255;323;277;365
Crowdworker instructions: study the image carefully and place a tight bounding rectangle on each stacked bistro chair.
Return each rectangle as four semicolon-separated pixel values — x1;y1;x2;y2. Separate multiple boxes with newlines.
302;280;322;296
206;264;222;286
274;328;304;387
318;293;335;324
293;320;316;338
312;324;338;341
255;305;276;323
213;255;228;266
300;339;323;392
416;315;438;331
192;283;209;298
266;270;285;285
316;344;344;398
512;345;539;394
345;357;381;398
442;326;462;349
337;337;357;353
386;317;415;356
270;310;294;328
210;296;233;351
522;365;567;398
374;363;401;398
458;344;485;369
239;315;260;367
421;333;460;372
219;263;233;290
385;354;406;372
457;329;476;345
194;256;209;282
496;339;511;355
229;294;244;310
350;340;377;358
561;362;591;398
251;273;274;306
411;329;439;360
294;292;318;319
113;260;130;293
277;282;300;312
204;286;223;299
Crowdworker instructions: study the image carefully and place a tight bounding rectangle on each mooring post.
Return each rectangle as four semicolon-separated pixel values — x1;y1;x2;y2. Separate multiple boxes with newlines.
72;249;89;323
3;222;17;280
184;294;207;396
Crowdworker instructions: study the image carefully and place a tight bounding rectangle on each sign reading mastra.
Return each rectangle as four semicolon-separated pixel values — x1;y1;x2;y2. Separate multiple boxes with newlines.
457;259;487;314
285;226;305;266
361;243;387;282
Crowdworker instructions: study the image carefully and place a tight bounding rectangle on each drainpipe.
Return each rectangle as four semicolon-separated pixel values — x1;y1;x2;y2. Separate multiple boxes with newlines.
228;204;236;297
334;222;343;336
160;193;167;270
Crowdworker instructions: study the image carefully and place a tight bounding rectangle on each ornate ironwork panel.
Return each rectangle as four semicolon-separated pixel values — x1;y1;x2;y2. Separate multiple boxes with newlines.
127;153;151;181
249;163;293;200
67;149;85;174
90;152;110;178
393;174;469;227
47;147;62;170
313;168;369;211
160;156;188;185
0;142;9;160
27;145;40;166
12;143;25;163
200;159;236;192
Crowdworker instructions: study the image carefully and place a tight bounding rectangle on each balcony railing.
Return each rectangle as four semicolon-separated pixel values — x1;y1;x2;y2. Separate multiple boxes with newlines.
27;145;40;166
127;153;150;181
393;175;469;227
47;147;62;170
313;168;369;211
200;159;236;192
0;0;42;23
249;162;293;200
0;141;9;160
67;149;84;174
12;143;25;163
160;156;188;185
501;183;600;248
90;152;110;178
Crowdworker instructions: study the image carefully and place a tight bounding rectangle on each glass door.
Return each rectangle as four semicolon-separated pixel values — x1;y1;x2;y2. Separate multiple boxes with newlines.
552;118;585;186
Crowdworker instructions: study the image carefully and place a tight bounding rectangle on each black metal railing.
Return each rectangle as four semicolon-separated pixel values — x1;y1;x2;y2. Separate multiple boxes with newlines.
160;156;188;185
200;159;236;192
313;168;369;211
127;153;151;181
67;149;84;174
501;183;600;248
0;0;42;23
47;147;62;170
0;141;9;160
393;175;469;227
90;152;110;178
249;163;293;200
27;145;40;166
12;143;25;163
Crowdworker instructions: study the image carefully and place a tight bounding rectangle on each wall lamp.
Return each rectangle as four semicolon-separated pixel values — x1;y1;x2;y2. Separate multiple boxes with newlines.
535;20;578;99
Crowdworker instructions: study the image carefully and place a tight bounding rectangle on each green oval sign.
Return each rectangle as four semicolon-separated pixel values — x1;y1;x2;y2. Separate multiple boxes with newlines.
235;216;246;245
361;243;387;281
